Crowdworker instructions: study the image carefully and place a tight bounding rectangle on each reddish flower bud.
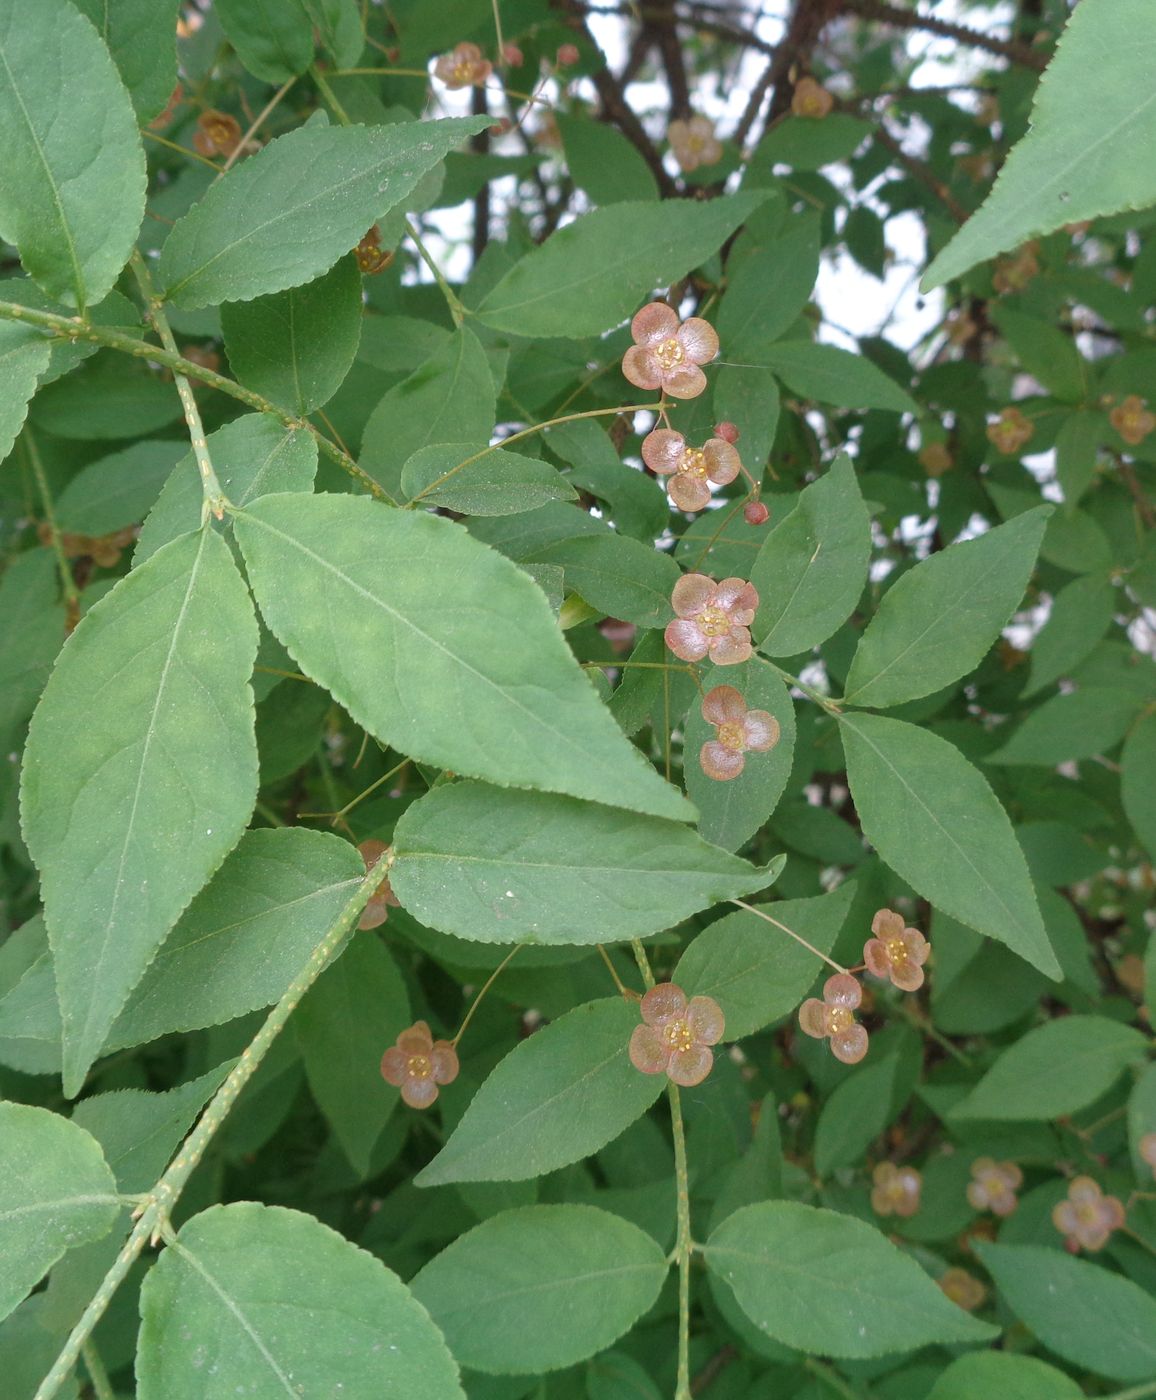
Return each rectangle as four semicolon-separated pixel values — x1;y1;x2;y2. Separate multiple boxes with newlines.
743;501;769;525
714;421;739;443
502;42;524;67
556;42;580;66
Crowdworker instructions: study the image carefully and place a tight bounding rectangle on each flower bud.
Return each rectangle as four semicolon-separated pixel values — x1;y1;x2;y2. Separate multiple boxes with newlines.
744;501;769;526
556;42;580;66
714;421;739;443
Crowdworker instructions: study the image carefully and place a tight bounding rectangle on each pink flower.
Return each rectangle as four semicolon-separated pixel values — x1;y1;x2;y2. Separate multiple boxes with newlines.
380;1021;459;1109
357;839;400;930
665;573;759;666
642;428;740;512
798;973;868;1065
1052;1176;1125;1252
668;114;722;173
938;1268;986;1311
966;1158;1022;1217
622;303;719;400
700;685;780;781
434;41;493;89
871;1161;922;1218
863;909;930;992
628;983;725;1087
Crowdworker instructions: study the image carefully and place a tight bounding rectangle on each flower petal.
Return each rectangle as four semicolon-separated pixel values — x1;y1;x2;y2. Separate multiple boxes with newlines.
830;1024;869;1064
701;740;744;780
702;684;746;726
380;1047;407;1086
687;995;725;1045
398;1022;434;1053
632;302;679;348
665;619;708;661
677;317;719;365
430;1043;460;1084
663;363;708;399
891;960;925;992
798;998;828;1038
704;439;741;485
863;938;890;979
672;573;716;618
622;345;663;390
903;929;930;965
713;578;759;624
641;982;688;1025
629;1023;670;1074
871;908;904;939
824;973;861;1009
401;1076;439;1109
642;428;685;474
668;1043;713;1087
669;473;711;512
359;896;390;931
742;710;780;751
708;628;753;665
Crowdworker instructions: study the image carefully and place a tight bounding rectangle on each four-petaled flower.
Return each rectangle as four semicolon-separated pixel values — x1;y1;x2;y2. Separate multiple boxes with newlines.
799;973;868;1065
642;428;740;512
871;1161;922;1218
1110;394;1156;446
986;406;1034;455
629;983;725;1087
381;1021;459;1108
194;108;242;158
665;573;759;666
700;685;780;781
938;1267;986;1311
1052;1176;1125;1252
791;77;834;119
863;909;930;992
622;303;719;400
668;114;722;173
434;41;493;89
355;225;392;276
357;839;400;930
966;1157;1022;1217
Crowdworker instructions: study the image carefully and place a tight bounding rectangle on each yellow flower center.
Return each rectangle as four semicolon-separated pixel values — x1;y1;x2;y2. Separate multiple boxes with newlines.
717;721;746;752
697;605;730;637
886;937;908;965
679;448;708;479
406;1054;432;1079
662;1018;695;1053
452;60;474;84
655;336;685;371
1074;1200;1101;1227
828;1007;853;1034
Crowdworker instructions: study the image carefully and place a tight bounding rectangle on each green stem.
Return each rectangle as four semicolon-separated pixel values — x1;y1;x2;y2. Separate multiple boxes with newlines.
630;939;656;990
804;1357;861;1400
310;61;354;127
130;251;228;521
33;864;381;1400
1105;1382;1156;1400
668;1082;693;1400
80;1340;115;1400
405;219;468;327
0;298;393;504
22;428;78;609
766;660;843;715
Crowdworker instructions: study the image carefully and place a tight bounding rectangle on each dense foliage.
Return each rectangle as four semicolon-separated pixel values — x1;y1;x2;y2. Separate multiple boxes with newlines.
1;0;1154;1396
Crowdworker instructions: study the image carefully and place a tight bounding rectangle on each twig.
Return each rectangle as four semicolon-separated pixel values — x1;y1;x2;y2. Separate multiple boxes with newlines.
843;0;1048;71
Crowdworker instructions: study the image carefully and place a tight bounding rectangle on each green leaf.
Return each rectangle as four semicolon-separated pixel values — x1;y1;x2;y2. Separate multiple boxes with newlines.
546;419;669;543
390;782;778;945
28;350;181;439
556;111;659;205
676;884;855;1040
109;827;362;1050
814;1055;900;1178
158;117;488;308
410;1205;668;1374
839;713;1058;977
844;508;1050;707
297;934;410;1176
760;342;917;413
0;1102;119;1323
923;0;1156;290
361;326;497;500
753;114;873;172
1123;711;1156;862
476;194;766;338
976;1241;1156;1383
0;0;146;310
683;658;796;851
1024;574;1116;696
927;1351;1083;1400
0;550;63;742
418;999;665;1186
220;254;363;415
751;454;871;656
233;493;690;821
214;0;314;81
526;533;682;628
951;1015;1147;1120
401;442;576;516
0;324;50;463
1128;1062;1156;1180
137;1202;465;1399
72;0;180;122
135;414;318;563
704;1201;995;1357
990;307;1087;403
716;217;820;357
1055;409;1104;504
712;365;781;480
55;440;185;537
988;686;1142;766
21;529;260;1093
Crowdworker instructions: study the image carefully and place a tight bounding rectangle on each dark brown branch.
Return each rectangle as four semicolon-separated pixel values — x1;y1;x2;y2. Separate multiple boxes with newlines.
470;85;490;266
843;0;1048;71
873;123;969;224
647;0;693;119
